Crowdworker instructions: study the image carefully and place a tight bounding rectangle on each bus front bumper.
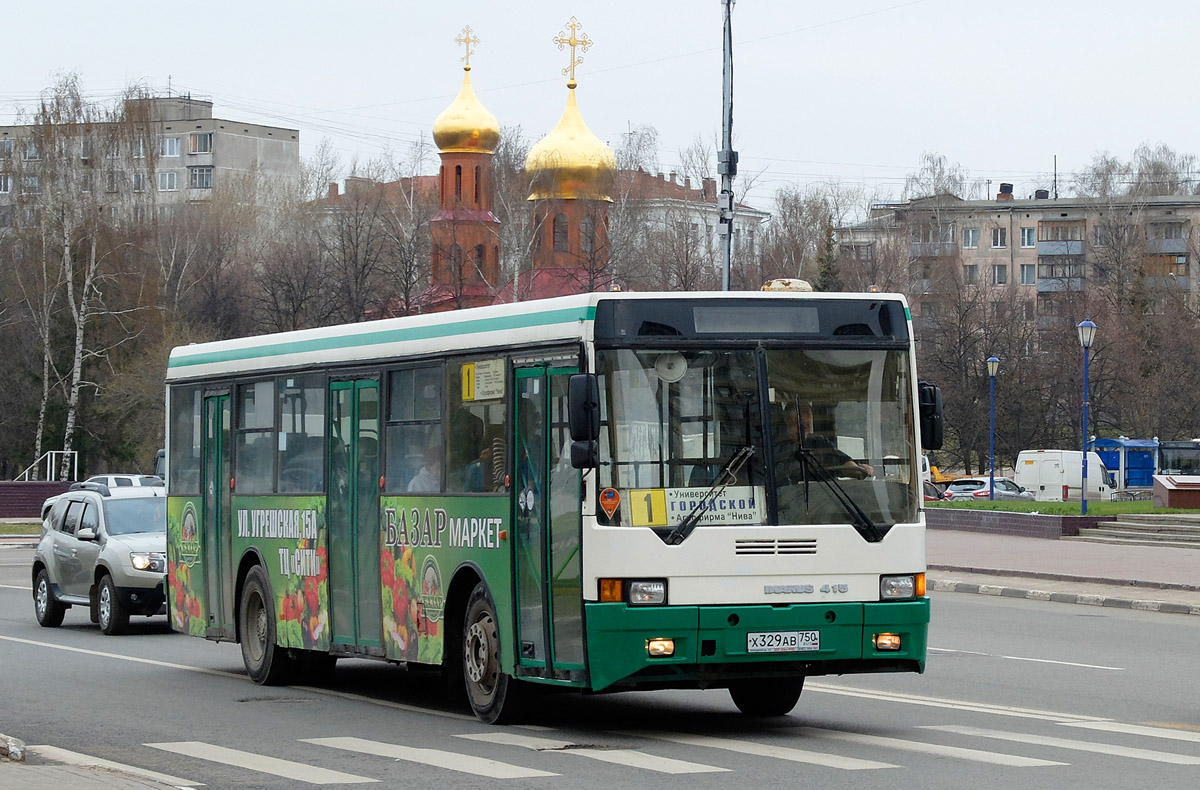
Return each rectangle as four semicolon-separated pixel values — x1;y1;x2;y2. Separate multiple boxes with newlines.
583;599;929;692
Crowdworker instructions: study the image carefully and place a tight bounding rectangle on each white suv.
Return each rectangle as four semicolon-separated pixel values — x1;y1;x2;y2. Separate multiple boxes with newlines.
32;481;167;635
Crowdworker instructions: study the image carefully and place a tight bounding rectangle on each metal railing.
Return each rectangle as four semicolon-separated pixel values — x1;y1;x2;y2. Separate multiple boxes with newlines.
14;451;78;482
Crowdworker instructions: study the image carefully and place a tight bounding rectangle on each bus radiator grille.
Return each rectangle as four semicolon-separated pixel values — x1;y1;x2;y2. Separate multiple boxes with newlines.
734;539;818;555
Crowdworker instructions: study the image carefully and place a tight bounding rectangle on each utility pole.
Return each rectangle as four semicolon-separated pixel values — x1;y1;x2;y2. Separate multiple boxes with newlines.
718;0;737;290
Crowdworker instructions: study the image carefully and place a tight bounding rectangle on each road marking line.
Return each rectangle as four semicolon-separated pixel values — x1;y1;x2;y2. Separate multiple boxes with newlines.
29;744;204;787
146;742;377;784
635;731;895;770
456;732;728;774
0;635;470;722
795;727;1068;767
930;646;1123;670
1062;721;1200;743
304;736;557;779
807;682;1111;723
0;583;31;589
921;725;1200;764
0;634;243;678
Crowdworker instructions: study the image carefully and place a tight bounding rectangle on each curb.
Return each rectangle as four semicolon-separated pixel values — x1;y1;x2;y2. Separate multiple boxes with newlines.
927;563;1200;593
930;577;1200;615
1;732;27;761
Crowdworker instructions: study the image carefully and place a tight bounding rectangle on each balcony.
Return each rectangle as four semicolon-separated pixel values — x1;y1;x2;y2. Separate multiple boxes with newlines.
1038;240;1084;256
1145;238;1188;255
909;242;957;258
1037;277;1085;293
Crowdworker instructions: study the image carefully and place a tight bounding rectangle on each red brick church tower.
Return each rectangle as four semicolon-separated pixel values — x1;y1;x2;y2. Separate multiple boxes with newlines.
516;17;618;300
425;26;502;311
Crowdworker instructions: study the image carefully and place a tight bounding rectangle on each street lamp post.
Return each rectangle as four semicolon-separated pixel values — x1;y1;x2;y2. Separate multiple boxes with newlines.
1077;320;1097;515
987;356;999;500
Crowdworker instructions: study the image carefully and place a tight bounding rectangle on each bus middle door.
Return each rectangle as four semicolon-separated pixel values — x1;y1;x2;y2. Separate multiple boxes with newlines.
201;392;235;639
327;379;383;652
513;366;586;683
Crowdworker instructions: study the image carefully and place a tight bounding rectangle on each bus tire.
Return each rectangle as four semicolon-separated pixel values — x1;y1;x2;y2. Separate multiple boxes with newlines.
462;581;524;724
729;675;804;716
240;565;294;685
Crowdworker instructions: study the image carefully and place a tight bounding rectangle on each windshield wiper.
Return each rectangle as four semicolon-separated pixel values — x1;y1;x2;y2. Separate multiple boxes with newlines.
796;450;884;543
663;445;755;546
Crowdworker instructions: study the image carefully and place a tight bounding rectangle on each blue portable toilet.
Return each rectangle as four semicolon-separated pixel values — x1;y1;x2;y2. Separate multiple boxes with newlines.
1090;437;1158;488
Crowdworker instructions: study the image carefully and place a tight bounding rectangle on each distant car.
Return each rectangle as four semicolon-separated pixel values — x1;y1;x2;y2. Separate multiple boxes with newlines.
923;480;943;501
86;474;165;489
32;482;167;634
942;476;1034;502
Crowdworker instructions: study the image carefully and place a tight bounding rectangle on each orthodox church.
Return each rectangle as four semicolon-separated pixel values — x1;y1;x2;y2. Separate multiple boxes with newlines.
423;21;617;311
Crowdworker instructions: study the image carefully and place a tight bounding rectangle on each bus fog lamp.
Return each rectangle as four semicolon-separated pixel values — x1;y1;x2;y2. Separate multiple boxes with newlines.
647;638;675;657
880;575;916;600
629;581;666;605
874;633;902;651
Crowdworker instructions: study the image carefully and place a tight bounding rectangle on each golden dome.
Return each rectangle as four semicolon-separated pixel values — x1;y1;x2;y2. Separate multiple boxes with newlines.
525;87;616;201
432;68;500;154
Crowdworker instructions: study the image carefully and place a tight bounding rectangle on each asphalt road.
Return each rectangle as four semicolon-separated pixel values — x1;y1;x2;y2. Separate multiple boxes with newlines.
3;545;1200;790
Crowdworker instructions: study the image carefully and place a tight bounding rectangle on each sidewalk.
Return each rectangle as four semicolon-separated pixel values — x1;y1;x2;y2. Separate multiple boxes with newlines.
927;529;1200;614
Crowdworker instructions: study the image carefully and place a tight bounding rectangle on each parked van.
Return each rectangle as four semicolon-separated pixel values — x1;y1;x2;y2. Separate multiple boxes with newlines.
1014;449;1112;502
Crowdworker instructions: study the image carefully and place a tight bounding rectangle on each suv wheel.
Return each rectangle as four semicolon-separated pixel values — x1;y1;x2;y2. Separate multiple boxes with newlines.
34;569;67;628
98;574;130;635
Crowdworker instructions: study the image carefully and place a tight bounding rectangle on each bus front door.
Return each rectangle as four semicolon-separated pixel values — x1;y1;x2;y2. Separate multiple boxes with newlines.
327;380;383;652
513;367;586;683
201;393;235;639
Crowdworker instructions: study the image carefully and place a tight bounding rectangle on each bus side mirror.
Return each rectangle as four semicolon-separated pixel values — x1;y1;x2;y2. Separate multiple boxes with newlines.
568;374;600;470
918;381;944;451
568;374;600;441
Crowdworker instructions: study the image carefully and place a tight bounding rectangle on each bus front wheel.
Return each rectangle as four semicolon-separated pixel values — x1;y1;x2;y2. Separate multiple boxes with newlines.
240;565;295;685
729;675;804;716
462;582;524;724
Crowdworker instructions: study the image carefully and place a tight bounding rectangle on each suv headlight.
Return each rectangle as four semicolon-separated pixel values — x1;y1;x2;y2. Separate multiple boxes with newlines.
880;573;925;600
131;552;166;573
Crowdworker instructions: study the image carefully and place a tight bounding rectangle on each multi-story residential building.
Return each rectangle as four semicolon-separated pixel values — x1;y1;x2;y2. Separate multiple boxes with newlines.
837;184;1198;340
0;96;299;222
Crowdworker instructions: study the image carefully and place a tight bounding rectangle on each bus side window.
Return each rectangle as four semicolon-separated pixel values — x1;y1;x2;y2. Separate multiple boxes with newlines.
447;361;508;494
236;380;277;494
278;376;325;493
385;366;444;493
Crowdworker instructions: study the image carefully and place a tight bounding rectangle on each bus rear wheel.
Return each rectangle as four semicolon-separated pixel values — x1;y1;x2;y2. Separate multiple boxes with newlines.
729;675;804;716
240;565;295;685
462;582;523;724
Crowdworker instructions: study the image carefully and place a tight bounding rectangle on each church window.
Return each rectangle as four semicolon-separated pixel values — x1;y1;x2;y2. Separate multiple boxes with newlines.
553;213;568;253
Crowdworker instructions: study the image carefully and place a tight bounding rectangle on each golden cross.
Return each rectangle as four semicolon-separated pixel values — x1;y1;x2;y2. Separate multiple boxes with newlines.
553;17;592;87
456;25;479;70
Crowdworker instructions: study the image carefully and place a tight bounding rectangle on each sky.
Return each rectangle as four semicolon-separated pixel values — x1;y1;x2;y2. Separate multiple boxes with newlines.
4;0;1196;213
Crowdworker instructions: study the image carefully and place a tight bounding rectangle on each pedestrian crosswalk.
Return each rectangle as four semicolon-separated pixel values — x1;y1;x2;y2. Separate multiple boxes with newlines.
34;716;1200;786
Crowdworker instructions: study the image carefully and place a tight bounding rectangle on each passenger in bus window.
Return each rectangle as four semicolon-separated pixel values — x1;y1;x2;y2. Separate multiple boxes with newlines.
408;445;442;492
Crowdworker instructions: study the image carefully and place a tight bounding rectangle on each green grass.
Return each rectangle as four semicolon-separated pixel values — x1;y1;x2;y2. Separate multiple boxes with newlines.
927;499;1200;516
0;522;41;535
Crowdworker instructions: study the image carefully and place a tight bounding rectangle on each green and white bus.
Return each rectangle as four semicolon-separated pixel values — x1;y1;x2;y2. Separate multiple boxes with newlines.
165;290;942;723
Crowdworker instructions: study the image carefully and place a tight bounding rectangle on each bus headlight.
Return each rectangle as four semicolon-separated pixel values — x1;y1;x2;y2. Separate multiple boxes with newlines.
880;573;923;600
629;580;667;605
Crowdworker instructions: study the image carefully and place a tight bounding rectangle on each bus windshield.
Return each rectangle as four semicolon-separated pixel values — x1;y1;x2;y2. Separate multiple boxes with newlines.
597;346;918;529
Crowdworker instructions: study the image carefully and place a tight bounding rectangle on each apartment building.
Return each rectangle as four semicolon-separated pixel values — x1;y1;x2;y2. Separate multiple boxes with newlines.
837;185;1198;336
0;96;299;221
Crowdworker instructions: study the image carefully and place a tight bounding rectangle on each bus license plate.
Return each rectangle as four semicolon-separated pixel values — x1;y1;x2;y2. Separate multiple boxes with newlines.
746;630;820;653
